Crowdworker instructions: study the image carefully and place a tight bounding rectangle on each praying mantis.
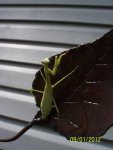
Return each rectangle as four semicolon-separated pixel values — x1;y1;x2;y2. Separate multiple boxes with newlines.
30;52;78;120
0;52;78;142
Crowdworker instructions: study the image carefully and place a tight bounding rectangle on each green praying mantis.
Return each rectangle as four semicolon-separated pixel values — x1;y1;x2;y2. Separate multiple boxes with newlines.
0;52;78;142
30;52;78;120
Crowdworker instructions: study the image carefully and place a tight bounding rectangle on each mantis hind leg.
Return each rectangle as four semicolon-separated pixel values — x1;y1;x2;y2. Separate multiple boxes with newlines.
52;98;61;132
29;89;44;97
52;98;59;114
29;70;45;96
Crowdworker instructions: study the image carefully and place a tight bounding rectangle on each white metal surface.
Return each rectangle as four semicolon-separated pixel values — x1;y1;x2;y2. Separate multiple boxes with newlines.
0;0;113;149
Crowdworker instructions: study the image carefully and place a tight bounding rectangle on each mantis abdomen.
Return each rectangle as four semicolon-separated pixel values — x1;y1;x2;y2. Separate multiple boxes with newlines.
40;83;53;119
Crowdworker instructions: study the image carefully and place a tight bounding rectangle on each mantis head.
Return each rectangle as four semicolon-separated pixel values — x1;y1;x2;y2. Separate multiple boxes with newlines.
41;58;50;65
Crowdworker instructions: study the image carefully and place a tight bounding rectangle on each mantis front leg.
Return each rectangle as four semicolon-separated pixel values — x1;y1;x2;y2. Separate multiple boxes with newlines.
49;53;66;76
29;52;66;96
30;53;67;120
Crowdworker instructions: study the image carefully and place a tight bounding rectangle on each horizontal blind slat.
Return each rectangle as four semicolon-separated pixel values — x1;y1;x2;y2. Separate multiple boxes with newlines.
0;8;113;26
0;24;110;45
0;64;37;89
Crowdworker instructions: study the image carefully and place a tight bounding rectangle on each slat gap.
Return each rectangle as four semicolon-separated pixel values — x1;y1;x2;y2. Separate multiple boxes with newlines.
0;20;113;28
0;60;42;69
0;38;76;48
0;4;113;9
0;85;32;96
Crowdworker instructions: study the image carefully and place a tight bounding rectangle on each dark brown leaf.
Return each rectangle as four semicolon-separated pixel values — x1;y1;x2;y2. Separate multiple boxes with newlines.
32;29;113;139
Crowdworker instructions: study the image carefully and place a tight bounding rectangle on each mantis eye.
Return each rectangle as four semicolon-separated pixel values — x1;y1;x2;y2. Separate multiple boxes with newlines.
41;58;50;64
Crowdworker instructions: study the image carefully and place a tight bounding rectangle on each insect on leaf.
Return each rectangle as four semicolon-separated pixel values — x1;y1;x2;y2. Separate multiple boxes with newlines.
32;29;113;140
